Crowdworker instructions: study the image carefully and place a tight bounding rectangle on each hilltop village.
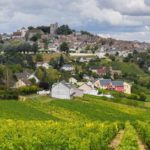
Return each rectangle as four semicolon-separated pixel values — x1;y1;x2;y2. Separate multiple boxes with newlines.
0;23;149;101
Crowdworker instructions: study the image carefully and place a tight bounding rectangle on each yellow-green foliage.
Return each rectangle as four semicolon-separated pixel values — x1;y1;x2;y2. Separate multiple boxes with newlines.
0;120;121;150
118;122;139;150
135;121;150;149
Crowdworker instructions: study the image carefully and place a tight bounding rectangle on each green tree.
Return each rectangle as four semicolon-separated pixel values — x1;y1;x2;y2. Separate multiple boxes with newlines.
60;42;69;54
59;55;65;67
32;43;38;54
36;54;43;62
56;25;72;35
28;26;34;30
30;34;41;42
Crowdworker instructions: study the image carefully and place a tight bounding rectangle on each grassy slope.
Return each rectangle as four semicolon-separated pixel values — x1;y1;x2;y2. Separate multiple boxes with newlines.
0;100;58;121
1;95;150;122
111;62;146;76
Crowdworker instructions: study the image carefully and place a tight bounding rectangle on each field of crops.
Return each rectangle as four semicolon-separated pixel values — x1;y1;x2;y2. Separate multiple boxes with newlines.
0;120;122;150
0;120;149;150
135;121;150;149
118;122;139;150
1;96;150;149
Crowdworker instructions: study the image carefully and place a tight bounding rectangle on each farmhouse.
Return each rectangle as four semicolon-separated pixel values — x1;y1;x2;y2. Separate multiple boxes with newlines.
94;79;132;94
94;79;112;89
51;81;83;99
111;81;124;93
111;81;132;94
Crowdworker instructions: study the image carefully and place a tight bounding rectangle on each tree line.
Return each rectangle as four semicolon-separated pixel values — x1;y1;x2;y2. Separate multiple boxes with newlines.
1;42;38;54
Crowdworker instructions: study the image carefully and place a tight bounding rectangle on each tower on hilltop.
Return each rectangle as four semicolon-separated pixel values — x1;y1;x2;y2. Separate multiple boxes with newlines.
50;23;58;35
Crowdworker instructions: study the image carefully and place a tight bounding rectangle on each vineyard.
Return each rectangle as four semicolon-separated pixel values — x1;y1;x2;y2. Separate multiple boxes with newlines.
0;120;149;150
0;120;122;150
0;96;150;149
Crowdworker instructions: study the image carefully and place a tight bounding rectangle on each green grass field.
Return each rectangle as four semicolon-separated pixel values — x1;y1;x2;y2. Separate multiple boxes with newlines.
1;95;150;122
111;62;146;76
1;95;150;149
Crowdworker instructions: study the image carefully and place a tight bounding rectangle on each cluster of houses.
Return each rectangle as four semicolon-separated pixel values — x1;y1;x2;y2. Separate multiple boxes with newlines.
51;78;131;100
12;68;132;100
13;71;39;88
90;66;122;79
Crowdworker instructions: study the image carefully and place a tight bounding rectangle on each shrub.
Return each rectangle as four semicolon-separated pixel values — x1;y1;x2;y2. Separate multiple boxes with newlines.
18;86;39;95
138;93;147;101
0;89;18;100
127;93;139;100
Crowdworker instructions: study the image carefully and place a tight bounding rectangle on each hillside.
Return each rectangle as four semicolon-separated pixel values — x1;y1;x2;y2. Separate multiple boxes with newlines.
1;96;150;149
111;62;146;76
1;95;150;122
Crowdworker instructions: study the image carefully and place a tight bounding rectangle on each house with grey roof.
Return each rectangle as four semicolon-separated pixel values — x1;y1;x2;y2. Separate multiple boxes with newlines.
51;81;83;99
94;79;112;89
94;79;132;94
15;71;31;80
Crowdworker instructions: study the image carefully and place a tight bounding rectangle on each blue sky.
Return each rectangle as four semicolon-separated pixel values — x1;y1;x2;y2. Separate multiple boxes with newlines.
1;0;150;42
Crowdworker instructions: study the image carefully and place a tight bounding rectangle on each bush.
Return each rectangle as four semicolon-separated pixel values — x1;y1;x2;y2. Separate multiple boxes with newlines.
138;93;147;101
18;86;39;95
0;89;18;100
127;93;139;100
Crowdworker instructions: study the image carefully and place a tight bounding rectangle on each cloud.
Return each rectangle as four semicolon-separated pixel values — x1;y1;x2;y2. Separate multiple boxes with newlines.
0;0;150;42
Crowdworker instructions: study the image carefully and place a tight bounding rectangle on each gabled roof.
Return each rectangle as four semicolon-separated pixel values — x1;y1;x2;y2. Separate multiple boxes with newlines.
112;81;124;86
18;79;31;86
15;71;30;80
53;81;74;90
99;79;112;86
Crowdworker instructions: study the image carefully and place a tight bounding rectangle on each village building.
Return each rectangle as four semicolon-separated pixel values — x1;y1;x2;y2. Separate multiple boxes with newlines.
50;23;58;35
94;79;112;89
12;28;27;39
69;77;77;84
15;71;31;80
36;62;50;69
51;81;83;99
111;81;124;93
25;29;44;41
123;82;132;95
94;79;132;94
61;64;74;71
90;66;110;76
79;82;98;95
13;79;31;89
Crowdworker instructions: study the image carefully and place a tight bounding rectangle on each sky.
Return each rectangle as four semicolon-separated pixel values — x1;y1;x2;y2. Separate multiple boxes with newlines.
1;0;150;42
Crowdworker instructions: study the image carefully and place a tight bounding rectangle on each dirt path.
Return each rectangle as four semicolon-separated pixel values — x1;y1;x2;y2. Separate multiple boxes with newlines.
108;130;124;150
137;137;146;150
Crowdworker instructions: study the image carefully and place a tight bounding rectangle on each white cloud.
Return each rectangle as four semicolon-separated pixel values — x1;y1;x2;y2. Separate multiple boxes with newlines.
0;0;150;42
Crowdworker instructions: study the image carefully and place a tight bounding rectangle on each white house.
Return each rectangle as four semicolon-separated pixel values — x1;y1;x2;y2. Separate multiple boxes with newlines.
69;77;77;84
61;64;74;71
51;81;83;99
95;52;106;59
36;62;50;69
